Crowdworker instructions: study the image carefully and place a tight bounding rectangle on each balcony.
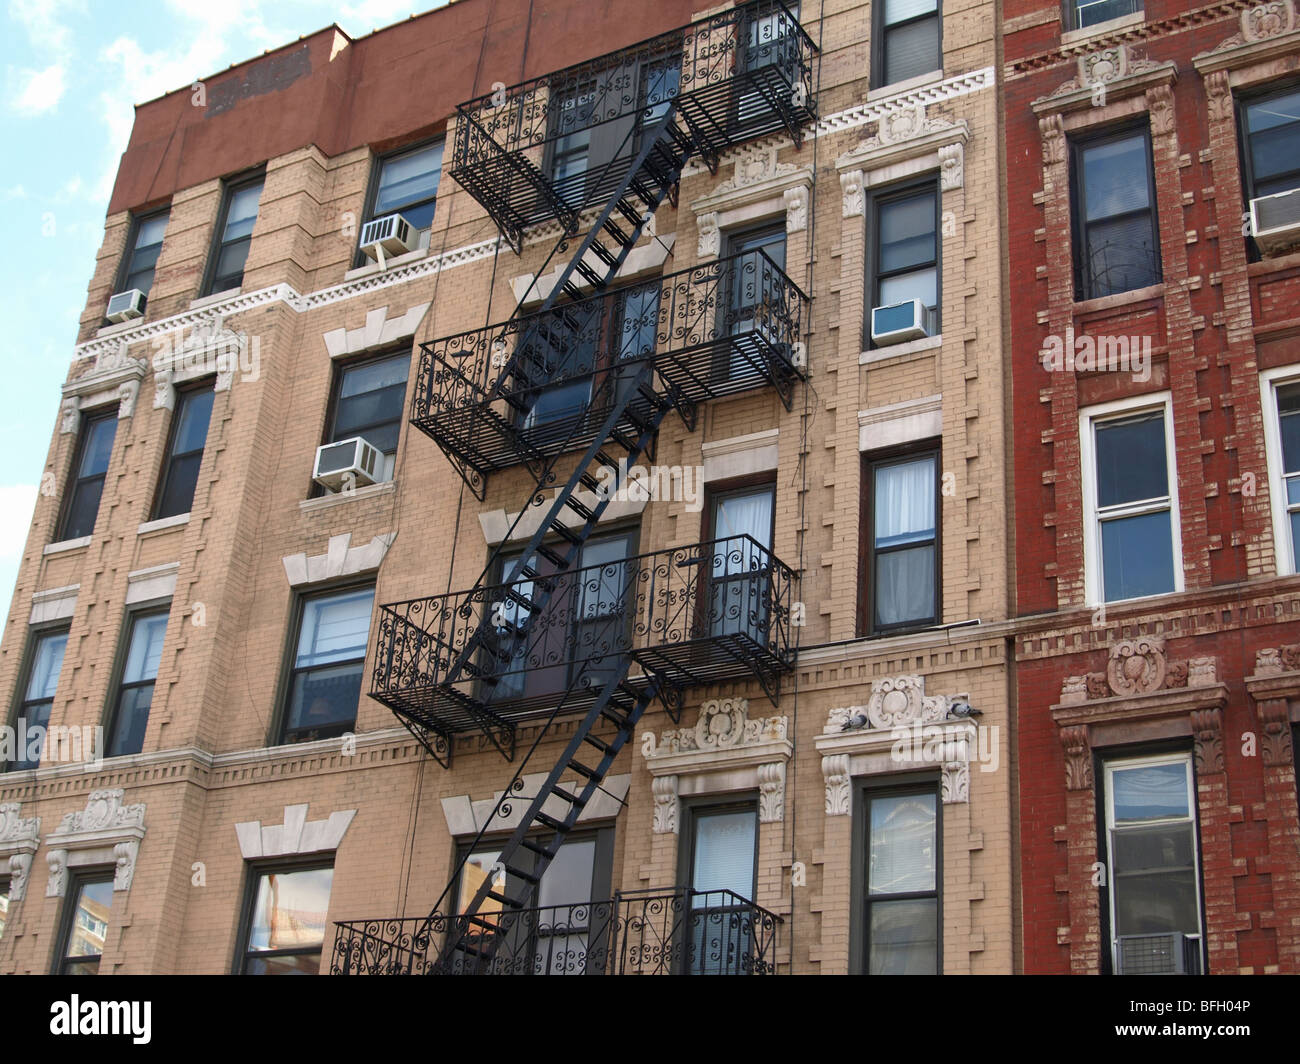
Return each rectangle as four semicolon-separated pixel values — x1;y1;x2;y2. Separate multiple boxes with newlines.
371;534;795;762
331;888;782;975
413;249;807;496
450;0;817;248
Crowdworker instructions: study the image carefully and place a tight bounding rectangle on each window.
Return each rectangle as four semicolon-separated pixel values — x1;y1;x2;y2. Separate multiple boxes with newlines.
485;530;637;705
56;872;114;974
322;351;410;487
706;481;776;642
0;875;9;941
58;409;118;542
1071;127;1161;300
153;384;215;520
869;182;940;344
736;3;800;128
106;610;168;757
725;225;788;381
874;0;940;89
1264;373;1300;574
6;628;68;772
1068;0;1141;31
1081;398;1180;604
115;209;168;303
370;141;443;232
1240;84;1300;258
237;862;334;974
203;176;263;295
860;785;940;974
280;585;374;745
684;802;758;975
1103;753;1204;974
862;447;939;634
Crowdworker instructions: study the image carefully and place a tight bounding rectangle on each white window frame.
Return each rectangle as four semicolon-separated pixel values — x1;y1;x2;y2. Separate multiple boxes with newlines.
1260;364;1300;577
1102;751;1204;974
1079;391;1182;606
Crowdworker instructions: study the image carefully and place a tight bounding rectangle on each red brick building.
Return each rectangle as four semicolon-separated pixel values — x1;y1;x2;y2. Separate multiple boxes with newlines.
1004;0;1300;974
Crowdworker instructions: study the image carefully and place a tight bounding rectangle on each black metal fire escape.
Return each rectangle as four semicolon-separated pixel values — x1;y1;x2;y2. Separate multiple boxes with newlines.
336;0;816;975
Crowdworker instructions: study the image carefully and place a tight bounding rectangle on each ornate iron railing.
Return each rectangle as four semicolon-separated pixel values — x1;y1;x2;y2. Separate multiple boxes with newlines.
331;888;782;975
371;533;794;727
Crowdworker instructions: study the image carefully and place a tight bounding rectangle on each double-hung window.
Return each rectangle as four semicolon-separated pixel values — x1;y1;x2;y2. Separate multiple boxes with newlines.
685;802;759;975
204;175;263;295
874;0;940;89
862;447;940;634
370;141;443;232
114;209;168;309
1103;753;1204;975
280;585;374;744
1067;0;1141;31
1240;84;1300;257
106;610;169;757
870;182;940;344
153;384;215;520
237;862;335;974
56;872;115;974
322;351;410;487
1262;371;1300;574
6;628;68;771
1081;397;1180;604
58;410;117;542
860;785;940;974
1071;126;1161;300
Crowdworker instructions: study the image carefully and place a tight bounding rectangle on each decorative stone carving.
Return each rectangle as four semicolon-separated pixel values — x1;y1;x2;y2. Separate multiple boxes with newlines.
1040;114;1065;166
822;754;851;816
874;104;928;145
0;802;41;901
1191;708;1225;775
840;169;864;217
1255;645;1300;675
942;761;970;804
697;212;720;258
714;145;800;194
1107;637;1168;697
44;789;147;896
824;675;952;733
117;379;140;419
757;762;786;823
1060;725;1092;791
57;790;145;834
1205;70;1233;123
938;141;964;191
1188;657;1217;687
1165;661;1189;689
1146;84;1176;136
1079;46;1128;86
783;185;808;233
1086;673;1110;700
653;698;788;756
153;364;175;410
1060;675;1088;705
60;397;79;434
46;848;67;898
112;841;139;891
651;775;678;834
1242;0;1296;41
1258;699;1294;767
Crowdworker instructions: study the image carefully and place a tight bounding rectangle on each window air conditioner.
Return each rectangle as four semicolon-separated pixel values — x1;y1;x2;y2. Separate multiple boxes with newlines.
358;213;416;268
870;299;937;346
1250;188;1300;256
313;436;382;492
106;289;146;323
1116;933;1201;975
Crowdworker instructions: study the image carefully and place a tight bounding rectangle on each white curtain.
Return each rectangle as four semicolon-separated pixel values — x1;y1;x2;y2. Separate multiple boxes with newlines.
875;458;934;546
714;489;773;573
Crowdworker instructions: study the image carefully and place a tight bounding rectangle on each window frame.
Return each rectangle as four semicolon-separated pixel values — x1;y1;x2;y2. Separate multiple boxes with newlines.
1069;122;1162;302
53;868;115;975
354;138;444;267
858;439;942;638
201;170;265;297
152;379;215;521
272;580;376;747
4;623;70;773
1260;364;1300;576
112;206;169;302
677;795;761;974
1236;79;1300;261
1063;0;1142;32
1079;391;1182;606
871;0;943;91
850;774;943;975
1098;748;1206;976
103;604;171;759
865;177;942;349
56;406;118;544
232;855;336;975
313;347;412;497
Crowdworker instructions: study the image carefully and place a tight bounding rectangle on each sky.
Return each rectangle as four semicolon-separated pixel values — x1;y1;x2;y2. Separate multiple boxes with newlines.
0;0;448;646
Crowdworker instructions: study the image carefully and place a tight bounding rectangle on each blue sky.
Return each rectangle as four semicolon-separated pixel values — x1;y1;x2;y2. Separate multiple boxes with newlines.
0;0;447;644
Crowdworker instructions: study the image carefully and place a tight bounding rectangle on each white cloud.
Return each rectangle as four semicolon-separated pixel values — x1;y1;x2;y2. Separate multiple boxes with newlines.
12;63;65;114
7;0;82;52
0;184;26;199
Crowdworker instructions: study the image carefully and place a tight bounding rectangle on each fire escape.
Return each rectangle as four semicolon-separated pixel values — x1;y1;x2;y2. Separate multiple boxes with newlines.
333;0;816;975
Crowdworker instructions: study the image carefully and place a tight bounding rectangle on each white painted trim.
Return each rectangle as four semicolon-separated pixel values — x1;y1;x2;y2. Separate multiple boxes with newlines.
126;562;180;605
30;584;78;625
1078;391;1182;607
189;288;241;310
137;513;190;536
282;532;396;586
1261;363;1300;576
43;536;91;556
858;395;942;452
701;429;779;482
866;69;946;102
859;333;943;366
298;479;396;513
235;803;356;858
322;302;429;359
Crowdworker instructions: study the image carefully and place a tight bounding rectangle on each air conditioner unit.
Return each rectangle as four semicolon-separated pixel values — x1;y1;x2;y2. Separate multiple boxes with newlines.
1116;933;1201;975
105;289;146;323
312;436;382;492
870;300;937;346
359;213;416;267
1250;188;1300;255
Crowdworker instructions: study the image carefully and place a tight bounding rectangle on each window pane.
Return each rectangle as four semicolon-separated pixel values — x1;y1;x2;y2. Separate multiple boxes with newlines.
1246;85;1300;194
375;143;443;227
247;867;333;951
879;193;936;273
692;809;757;899
107;683;154;757
1113;823;1196;872
135;214;168;249
11;700;51;770
1083;135;1151;221
79;416;118;479
26;631;68;701
459;850;505;915
1084;213;1160;296
1114;868;1199;936
879;267;937;310
156;454;202;520
1094;412;1167;507
1278;383;1300;473
334;355;410;453
223;182;263;242
173;389;215;455
869;897;938;974
577;536;631;619
885;0;937;23
874;456;935;546
212;239;251;289
123;614;168;684
538;839;596;910
1101;509;1175;601
1076;0;1141;28
0;879;8;939
869;792;937;894
244;952;321;975
284;661;363;739
884;17;940;85
295;589;374;667
1112;761;1190;822
64;879;114;960
61;477;105;541
875;544;935;627
713;487;774;557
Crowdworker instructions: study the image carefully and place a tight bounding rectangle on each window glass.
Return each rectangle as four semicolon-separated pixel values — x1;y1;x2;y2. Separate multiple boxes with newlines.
61;414;118;541
61;877;114;974
283;587;374;743
1073;0;1141;29
330;353;410;481
374;142;443;229
26;630;67;702
244;866;334;975
864;790;938;975
870;453;937;630
123;211;168;295
294;589;373;668
155;387;214;519
1076;131;1160;299
122;614;168;685
691;808;757;899
880;0;939;86
1094;412;1167;506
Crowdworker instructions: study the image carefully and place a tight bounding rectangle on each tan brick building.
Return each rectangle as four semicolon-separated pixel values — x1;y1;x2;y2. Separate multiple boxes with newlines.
0;0;1014;975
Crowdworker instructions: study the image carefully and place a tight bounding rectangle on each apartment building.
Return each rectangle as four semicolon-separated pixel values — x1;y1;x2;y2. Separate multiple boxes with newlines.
0;0;1012;976
1005;0;1300;974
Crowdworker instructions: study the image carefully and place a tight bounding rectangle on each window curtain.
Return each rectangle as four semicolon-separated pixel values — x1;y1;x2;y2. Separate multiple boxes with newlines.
874;458;935;626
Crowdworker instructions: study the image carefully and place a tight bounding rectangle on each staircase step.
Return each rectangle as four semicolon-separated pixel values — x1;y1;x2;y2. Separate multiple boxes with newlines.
503;862;540;886
566;759;600;780
599;705;632;728
532;811;571;834
550;522;582;546
588;239;619;269
519;837;556;860
601;219;633;248
551;784;587;808
535;545;571;569
582;732;615;755
485;890;524;910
